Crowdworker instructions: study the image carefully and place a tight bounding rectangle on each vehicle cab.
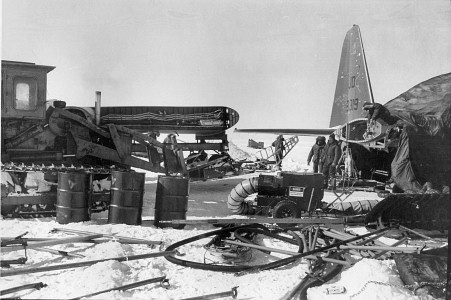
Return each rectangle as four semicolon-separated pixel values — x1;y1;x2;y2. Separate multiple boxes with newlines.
1;60;55;120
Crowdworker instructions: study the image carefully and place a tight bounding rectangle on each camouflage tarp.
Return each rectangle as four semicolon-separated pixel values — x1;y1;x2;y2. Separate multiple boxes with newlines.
382;73;451;192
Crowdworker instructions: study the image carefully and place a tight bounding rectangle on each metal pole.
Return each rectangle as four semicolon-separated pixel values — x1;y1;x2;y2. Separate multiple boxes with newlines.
311;226;319;251
1;251;176;277
69;276;168;300
399;225;433;240
1;234;103;253
338;245;419;252
33;247;84;258
0;282;47;296
52;228;162;245
180;287;238;300
239;226;392;274
224;240;350;267
373;237;409;259
159;217;344;225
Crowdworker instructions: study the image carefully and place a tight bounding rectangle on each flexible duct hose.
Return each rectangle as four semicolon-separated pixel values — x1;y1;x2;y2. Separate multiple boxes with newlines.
328;200;380;215
227;177;259;215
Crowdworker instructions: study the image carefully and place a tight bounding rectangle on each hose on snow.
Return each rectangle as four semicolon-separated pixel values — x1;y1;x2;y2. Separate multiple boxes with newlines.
164;224;303;273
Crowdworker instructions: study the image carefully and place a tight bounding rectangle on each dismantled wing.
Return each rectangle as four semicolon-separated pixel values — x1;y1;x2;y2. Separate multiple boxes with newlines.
234;128;334;136
329;25;374;128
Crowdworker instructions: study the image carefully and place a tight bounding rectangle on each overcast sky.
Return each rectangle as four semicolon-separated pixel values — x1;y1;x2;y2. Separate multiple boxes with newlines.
2;0;451;129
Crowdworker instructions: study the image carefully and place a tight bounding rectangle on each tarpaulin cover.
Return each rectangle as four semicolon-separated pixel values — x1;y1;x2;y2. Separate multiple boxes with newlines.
383;73;451;138
380;73;451;192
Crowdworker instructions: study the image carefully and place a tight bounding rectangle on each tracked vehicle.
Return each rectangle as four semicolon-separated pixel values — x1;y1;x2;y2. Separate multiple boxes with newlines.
1;60;240;217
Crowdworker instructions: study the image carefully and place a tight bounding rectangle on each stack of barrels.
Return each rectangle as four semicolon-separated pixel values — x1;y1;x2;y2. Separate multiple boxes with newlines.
56;171;188;228
56;170;145;225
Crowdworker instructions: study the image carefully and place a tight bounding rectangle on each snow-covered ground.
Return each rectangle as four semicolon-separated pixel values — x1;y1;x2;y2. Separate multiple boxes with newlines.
0;133;446;299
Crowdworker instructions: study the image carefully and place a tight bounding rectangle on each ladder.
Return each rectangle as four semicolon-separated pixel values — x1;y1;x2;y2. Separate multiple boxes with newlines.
255;136;299;166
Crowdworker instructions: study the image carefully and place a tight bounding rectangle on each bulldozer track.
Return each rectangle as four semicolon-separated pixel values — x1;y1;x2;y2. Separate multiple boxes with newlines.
364;193;449;231
1;163;126;219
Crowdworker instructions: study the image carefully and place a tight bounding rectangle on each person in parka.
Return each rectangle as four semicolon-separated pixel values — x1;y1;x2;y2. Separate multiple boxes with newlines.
272;135;285;169
321;134;342;188
307;136;326;173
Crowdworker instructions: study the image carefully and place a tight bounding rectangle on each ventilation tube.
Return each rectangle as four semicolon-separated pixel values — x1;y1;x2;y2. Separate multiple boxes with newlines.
329;200;380;215
227;177;259;215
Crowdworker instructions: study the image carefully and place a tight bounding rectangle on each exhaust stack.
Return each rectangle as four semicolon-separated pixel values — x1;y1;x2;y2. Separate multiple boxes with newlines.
95;91;101;125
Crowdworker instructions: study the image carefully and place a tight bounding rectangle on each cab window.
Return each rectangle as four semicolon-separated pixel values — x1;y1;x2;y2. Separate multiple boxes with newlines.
14;77;38;110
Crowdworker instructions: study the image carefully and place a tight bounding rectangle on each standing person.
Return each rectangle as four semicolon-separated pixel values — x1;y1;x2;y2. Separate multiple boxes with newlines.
307;136;326;173
163;133;176;145
321;134;342;189
272;135;285;169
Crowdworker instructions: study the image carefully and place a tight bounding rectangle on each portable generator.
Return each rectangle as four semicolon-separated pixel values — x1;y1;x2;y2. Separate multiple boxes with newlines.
255;172;324;217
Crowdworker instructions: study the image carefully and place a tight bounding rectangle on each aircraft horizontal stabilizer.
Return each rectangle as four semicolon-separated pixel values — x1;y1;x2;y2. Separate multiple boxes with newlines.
234;128;335;136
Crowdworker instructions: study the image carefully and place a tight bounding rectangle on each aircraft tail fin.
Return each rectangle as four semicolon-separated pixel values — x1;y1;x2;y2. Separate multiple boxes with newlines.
329;25;374;128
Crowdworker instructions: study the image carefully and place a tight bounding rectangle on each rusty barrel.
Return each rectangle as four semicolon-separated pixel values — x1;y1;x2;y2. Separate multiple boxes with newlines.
154;176;189;229
56;171;90;224
108;171;145;225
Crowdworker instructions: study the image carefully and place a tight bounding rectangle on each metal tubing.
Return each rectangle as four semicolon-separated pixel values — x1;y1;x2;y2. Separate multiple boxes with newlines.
162;217;344;225
33;247;84;258
399;225;433;240
321;231;350;241
223;240;350;267
69;276;167;300
338;245;419;252
2;237;125;245
1;234;103;253
0;282;47;296
324;228;388;247
243;226;392;273
311;226;319;251
1;251;176;277
1;237;60;242
355;230;390;246
308;229;312;251
372;237;409;259
299;231;312;270
299;232;308;254
180;286;238;300
322;230;374;248
52;228;162;245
